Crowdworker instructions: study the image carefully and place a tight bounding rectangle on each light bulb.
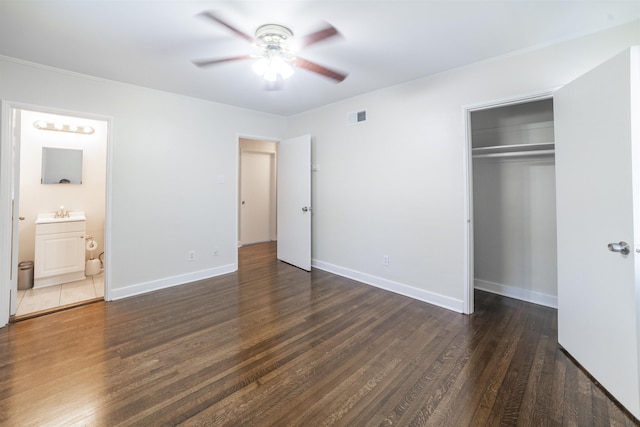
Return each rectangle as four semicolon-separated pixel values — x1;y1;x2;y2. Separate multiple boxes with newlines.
252;57;269;76
264;67;278;82
253;53;295;82
280;61;294;80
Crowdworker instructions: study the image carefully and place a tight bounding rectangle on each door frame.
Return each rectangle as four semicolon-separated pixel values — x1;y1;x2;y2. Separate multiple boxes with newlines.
462;89;556;315
235;133;280;256
0;100;114;327
239;147;277;246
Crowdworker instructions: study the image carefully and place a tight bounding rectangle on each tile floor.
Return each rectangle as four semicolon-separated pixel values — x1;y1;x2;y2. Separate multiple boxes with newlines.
16;274;104;316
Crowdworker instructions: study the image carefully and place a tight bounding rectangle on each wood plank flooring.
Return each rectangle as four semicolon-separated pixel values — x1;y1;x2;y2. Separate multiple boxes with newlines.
0;242;637;426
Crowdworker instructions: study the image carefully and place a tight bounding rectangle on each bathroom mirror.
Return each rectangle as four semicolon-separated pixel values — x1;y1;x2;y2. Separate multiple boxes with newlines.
41;147;83;184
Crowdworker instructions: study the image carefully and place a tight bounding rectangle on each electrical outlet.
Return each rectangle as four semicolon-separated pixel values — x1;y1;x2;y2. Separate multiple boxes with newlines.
213;248;220;256
383;255;390;266
188;250;196;261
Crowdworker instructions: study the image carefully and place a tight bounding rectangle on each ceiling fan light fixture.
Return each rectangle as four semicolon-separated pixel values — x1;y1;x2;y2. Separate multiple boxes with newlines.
249;23;295;83
263;68;278;82
251;57;269;76
252;54;294;81
272;55;294;79
193;14;347;85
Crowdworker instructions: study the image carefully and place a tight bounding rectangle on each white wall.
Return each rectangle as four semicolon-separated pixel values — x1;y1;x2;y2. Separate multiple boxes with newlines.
1;20;639;313
287;20;640;312
18;110;107;265
473;157;557;304
0;58;286;301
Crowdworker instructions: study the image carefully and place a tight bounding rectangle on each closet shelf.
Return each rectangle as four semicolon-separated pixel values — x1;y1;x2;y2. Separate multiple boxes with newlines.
472;142;554;158
471;120;554;136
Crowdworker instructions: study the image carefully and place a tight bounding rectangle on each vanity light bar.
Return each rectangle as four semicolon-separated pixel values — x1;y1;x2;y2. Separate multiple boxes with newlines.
33;120;95;135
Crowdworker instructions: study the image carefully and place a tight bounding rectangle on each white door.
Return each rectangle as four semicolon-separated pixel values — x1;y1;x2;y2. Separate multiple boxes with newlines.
240;151;273;245
277;134;311;271
554;46;640;418
9;108;21;317
0;106;21;324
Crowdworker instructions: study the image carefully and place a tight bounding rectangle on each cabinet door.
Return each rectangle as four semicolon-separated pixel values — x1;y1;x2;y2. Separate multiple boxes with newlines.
35;231;85;278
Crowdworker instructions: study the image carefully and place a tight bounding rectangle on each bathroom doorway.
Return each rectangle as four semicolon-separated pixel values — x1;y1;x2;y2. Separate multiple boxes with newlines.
9;106;110;319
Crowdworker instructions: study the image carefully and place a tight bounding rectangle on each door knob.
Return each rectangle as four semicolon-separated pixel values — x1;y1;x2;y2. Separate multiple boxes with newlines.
608;241;630;255
301;206;311;212
18;216;25;221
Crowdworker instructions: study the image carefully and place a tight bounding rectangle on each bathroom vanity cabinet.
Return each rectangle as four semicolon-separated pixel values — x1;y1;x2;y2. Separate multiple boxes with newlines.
34;217;86;288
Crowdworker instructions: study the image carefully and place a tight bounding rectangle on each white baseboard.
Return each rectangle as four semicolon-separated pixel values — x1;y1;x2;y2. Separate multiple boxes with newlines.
474;279;557;308
109;263;237;301
312;259;464;313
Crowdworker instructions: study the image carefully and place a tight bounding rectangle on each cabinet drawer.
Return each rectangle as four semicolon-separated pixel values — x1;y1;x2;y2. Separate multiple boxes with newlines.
35;220;86;235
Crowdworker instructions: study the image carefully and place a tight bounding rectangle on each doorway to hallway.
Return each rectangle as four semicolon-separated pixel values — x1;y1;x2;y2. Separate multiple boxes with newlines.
237;134;312;272
238;138;277;246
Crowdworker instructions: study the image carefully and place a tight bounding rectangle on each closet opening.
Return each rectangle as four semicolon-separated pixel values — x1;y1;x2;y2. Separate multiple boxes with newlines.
465;95;557;314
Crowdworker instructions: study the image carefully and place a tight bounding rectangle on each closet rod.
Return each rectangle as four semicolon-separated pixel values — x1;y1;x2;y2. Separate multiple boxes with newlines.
472;149;555;159
472;142;554;152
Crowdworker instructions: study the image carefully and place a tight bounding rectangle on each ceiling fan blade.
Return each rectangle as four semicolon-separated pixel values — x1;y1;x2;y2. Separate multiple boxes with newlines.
293;58;348;82
197;11;254;43
299;24;340;48
192;55;252;67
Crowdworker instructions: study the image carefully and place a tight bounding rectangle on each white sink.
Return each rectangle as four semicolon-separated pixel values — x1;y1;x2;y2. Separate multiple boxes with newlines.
36;211;86;224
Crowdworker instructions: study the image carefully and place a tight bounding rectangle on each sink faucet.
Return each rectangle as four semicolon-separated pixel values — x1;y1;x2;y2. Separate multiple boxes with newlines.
55;206;68;218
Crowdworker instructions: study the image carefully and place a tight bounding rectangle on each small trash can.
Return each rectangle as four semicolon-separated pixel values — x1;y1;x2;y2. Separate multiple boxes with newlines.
18;261;34;290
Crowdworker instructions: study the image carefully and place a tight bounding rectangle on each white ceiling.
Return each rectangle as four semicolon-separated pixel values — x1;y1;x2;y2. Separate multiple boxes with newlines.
0;1;638;116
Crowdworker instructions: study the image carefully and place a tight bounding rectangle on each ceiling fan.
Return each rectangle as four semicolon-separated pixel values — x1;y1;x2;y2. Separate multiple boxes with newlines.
192;11;348;88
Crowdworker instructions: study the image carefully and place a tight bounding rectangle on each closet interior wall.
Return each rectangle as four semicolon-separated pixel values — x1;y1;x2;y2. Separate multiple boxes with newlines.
471;99;558;307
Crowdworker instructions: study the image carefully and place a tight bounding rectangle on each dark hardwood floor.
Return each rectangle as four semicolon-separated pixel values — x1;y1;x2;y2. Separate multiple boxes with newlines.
0;242;637;426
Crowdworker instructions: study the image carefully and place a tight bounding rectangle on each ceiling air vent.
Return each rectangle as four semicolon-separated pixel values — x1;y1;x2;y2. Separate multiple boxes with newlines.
347;109;367;125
